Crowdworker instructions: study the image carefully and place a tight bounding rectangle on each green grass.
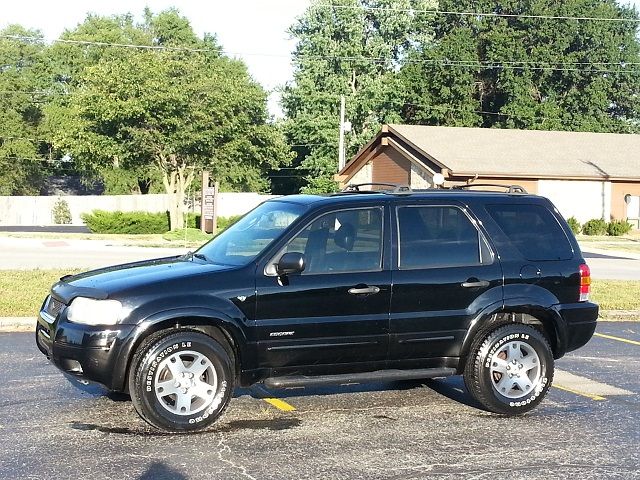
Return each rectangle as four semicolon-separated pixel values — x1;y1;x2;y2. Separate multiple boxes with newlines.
0;269;81;317
1;271;639;318
591;280;640;311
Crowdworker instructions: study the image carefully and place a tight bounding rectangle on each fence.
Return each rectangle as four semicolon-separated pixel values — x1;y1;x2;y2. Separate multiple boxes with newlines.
0;193;277;226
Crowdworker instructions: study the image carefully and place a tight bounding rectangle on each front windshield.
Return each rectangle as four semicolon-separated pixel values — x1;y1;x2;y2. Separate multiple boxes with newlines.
197;201;306;266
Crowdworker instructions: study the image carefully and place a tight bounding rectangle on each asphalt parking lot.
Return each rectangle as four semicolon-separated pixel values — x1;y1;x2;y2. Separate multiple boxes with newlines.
1;323;638;480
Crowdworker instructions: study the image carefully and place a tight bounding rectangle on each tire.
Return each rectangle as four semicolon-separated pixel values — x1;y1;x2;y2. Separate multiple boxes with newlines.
463;324;553;415
129;330;234;432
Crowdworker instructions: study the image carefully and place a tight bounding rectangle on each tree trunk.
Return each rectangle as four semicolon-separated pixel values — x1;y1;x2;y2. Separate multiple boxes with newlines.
161;159;195;231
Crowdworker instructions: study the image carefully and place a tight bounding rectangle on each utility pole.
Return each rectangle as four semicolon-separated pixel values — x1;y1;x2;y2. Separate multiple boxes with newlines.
338;95;351;172
338;95;346;172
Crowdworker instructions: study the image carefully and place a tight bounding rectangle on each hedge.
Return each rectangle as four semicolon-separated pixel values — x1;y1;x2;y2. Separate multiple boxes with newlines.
81;210;170;234
82;210;244;235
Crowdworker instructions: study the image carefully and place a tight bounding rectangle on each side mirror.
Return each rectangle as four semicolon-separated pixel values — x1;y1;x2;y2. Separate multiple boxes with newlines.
276;252;305;276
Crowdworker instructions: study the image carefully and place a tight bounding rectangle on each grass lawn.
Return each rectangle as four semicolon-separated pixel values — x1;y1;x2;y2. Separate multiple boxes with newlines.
1;270;638;318
0;269;81;317
590;280;640;311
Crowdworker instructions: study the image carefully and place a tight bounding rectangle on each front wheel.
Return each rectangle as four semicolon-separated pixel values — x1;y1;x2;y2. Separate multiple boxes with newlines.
129;330;234;432
463;324;554;415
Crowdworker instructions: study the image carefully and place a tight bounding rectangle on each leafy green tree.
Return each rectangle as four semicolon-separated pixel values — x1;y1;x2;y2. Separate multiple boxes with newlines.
400;0;640;132
282;0;436;193
0;26;50;194
51;46;291;229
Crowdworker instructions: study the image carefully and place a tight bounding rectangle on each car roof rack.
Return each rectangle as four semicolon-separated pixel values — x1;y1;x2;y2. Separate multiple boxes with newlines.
452;184;528;194
340;183;413;194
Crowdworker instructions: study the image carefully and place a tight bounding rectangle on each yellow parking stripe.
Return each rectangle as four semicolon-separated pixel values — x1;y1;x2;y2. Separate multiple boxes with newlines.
263;398;296;412
594;332;640;347
553;384;605;401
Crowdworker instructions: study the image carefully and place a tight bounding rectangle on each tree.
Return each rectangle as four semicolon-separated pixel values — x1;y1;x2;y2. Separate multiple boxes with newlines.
282;0;436;193
0;26;51;194
51;46;291;229
400;0;640;132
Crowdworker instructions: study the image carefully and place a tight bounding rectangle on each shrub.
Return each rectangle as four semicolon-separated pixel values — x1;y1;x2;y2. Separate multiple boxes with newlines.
81;210;170;234
566;217;581;235
581;218;608;236
217;215;242;232
52;198;72;224
607;219;633;237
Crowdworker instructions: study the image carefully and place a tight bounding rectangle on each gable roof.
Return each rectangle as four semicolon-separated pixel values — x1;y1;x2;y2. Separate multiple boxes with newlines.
341;124;640;180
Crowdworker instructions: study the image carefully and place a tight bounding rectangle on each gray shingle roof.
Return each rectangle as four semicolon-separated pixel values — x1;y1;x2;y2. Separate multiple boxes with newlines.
388;124;640;180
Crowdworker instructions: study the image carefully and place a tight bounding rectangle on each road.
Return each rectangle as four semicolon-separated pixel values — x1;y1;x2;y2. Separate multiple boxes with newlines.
0;236;186;270
1;322;639;479
0;236;639;280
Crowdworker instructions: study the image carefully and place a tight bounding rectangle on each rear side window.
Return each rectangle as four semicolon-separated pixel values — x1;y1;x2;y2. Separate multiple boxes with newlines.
486;204;573;261
397;206;492;269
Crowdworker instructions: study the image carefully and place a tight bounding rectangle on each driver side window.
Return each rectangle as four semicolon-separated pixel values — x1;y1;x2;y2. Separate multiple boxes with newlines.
282;207;383;274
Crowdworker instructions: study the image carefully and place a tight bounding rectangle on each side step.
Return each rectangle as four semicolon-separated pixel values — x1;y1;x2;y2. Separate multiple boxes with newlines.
263;367;457;389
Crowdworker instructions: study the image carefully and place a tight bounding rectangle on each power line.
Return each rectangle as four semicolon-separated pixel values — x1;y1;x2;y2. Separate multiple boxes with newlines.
314;3;640;23
1;35;639;74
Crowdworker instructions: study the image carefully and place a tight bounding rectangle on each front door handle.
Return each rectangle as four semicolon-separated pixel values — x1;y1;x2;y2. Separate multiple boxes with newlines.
461;280;490;288
348;285;381;295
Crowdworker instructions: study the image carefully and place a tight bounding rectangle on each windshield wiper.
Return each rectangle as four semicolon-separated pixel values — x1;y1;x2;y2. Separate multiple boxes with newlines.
182;251;209;262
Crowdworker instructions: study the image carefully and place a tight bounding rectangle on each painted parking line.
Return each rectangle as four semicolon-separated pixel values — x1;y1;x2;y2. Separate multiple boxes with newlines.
263;398;297;412
553;369;634;401
594;332;640;347
250;385;297;412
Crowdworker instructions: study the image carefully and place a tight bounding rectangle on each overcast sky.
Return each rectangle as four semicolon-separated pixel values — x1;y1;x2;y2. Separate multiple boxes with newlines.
2;0;638;117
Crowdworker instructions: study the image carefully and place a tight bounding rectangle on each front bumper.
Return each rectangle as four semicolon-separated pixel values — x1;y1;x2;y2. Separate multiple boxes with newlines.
36;306;136;391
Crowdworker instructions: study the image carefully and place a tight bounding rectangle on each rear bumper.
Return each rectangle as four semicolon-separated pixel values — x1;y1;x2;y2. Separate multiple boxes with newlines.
554;301;599;357
36;310;136;391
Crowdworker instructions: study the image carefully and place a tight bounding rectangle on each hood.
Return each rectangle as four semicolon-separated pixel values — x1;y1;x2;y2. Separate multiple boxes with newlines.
51;256;235;304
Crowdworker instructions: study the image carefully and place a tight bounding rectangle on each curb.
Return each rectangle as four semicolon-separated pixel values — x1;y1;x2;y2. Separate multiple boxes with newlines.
599;310;640;322
0;317;36;331
580;246;640;261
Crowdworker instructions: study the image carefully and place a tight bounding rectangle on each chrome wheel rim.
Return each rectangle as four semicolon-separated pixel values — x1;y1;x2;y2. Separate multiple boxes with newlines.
489;341;541;399
154;350;218;416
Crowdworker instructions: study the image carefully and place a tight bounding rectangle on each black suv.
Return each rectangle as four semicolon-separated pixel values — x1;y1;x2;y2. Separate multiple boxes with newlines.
36;184;598;432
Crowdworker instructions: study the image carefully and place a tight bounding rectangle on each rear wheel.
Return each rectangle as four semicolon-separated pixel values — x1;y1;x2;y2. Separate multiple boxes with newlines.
129;330;234;432
464;324;553;415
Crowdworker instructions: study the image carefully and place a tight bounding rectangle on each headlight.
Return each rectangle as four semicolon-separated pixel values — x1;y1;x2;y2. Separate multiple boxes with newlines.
67;297;124;326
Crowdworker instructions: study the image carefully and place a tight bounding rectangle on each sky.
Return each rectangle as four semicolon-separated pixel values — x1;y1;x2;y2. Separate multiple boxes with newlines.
1;0;639;117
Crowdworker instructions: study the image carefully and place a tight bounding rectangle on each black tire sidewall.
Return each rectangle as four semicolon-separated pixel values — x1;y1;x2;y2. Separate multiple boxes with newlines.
132;332;234;431
475;325;553;414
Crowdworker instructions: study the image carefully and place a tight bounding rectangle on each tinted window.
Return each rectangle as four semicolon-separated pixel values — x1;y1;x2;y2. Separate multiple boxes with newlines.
397;206;489;269
486;204;573;261
282;208;383;274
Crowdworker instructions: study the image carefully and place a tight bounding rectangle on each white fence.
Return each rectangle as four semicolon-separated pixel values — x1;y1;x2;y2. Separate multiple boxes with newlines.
0;193;277;226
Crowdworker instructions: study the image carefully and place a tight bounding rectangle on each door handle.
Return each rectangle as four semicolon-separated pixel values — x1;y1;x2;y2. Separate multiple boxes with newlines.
348;285;381;295
461;280;490;288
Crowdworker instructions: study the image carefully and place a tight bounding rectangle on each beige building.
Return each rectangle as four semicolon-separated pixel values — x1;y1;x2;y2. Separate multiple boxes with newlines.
336;124;640;227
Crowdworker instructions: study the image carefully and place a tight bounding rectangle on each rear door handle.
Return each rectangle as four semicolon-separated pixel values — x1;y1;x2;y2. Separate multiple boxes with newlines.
348;285;381;295
461;280;490;288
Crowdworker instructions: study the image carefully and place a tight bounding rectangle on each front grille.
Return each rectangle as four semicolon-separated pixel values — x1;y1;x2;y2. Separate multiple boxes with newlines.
45;296;65;318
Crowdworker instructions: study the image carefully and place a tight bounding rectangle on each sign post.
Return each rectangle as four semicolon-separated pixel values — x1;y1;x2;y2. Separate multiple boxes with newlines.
201;171;218;234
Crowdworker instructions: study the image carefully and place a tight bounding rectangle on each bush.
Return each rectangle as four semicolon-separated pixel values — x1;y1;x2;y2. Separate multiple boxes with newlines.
566;217;581;235
607;219;633;237
81;210;170;234
217;215;242;232
52;198;72;224
581;218;608;236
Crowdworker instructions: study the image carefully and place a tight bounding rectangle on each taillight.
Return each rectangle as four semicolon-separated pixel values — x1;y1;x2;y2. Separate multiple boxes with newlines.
579;264;591;302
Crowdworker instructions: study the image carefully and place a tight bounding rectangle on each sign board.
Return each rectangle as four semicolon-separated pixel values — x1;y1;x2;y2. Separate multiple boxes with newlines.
203;186;216;220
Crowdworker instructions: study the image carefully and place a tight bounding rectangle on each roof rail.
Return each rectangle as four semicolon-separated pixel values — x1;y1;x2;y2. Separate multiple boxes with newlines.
341;183;412;194
452;184;528;194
